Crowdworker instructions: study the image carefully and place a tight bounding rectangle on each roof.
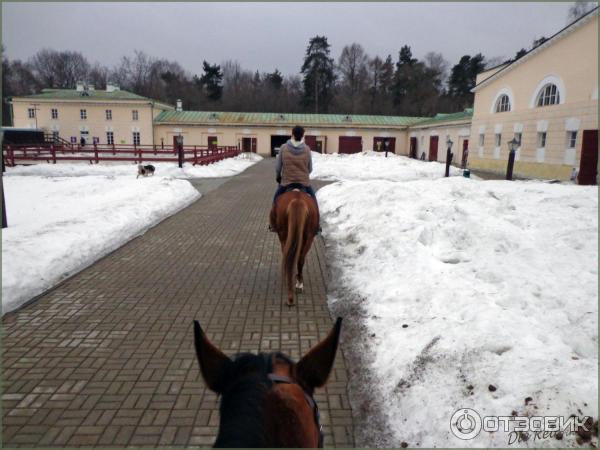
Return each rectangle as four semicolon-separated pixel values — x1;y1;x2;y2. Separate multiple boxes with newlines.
411;108;473;127
472;6;598;92
153;110;425;127
13;88;174;108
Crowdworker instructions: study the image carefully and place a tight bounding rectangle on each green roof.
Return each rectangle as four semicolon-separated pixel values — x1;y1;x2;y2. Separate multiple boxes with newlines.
411;108;473;127
16;88;173;107
153;110;426;127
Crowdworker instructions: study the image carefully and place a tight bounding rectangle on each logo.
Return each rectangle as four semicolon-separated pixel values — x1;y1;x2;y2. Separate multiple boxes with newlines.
450;408;482;440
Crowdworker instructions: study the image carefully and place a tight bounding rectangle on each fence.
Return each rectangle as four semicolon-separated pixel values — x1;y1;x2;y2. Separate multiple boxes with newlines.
2;143;241;167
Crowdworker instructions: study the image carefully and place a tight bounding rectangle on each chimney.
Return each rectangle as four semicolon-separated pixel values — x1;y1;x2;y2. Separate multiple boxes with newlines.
76;81;85;92
176;99;183;112
106;82;120;93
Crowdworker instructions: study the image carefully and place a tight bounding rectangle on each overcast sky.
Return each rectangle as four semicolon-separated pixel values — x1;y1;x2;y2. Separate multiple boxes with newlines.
2;2;575;76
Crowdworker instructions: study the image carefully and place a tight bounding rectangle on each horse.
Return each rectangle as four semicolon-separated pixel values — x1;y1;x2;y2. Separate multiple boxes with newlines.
193;317;342;448
273;190;319;306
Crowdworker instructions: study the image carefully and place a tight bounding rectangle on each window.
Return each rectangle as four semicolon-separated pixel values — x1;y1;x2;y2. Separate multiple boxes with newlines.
514;132;522;146
536;84;560;107
567;131;577;149
28;108;35;118
537;132;547;148
132;110;139;121
106;131;114;145
51;108;58;119
479;134;485;146
52;131;59;143
80;109;87;120
495;94;511;113
495;133;501;147
106;110;112;120
133;131;141;146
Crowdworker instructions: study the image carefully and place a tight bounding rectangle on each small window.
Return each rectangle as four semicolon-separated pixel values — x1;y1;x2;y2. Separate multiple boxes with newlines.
106;110;112;120
514;132;522;146
495;94;511;113
479;133;485;147
133;131;141;146
567;131;577;149
132;110;139;121
536;84;560;107
495;133;501;147
537;132;547;148
106;131;114;145
28;108;35;118
80;109;87;120
51;108;58;119
52;131;59;143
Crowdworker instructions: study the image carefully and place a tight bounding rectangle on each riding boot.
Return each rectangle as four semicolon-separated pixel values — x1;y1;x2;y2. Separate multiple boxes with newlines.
268;204;277;232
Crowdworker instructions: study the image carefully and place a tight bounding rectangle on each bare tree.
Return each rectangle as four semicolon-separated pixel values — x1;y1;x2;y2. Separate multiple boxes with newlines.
423;51;449;90
29;49;91;88
568;0;596;22
337;43;369;113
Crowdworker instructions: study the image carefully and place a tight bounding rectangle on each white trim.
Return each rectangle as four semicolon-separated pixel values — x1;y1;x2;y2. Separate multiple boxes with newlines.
208;128;217;133
564;147;576;165
409;131;417;138
309;129;321;136
131;126;140;132
494;124;503;133
379;131;391;138
530;74;566;108
242;129;252;135
493;147;500;159
173;127;182;133
345;130;357;136
478;125;486;134
458;128;470;137
513;123;523;133
515;149;521;161
536;148;545;162
490;87;515;113
429;130;439;137
79;125;89;132
536;120;549;132
104;126;114;132
51;124;60;131
565;117;580;131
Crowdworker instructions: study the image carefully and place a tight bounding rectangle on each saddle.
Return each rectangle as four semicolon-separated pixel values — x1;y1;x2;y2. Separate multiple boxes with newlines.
281;183;311;196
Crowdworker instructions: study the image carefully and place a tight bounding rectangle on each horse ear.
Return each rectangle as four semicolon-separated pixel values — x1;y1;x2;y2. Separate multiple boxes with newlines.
193;320;231;393
296;317;342;390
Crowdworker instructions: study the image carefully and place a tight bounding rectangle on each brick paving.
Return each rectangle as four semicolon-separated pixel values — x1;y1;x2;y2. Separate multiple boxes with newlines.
2;159;355;447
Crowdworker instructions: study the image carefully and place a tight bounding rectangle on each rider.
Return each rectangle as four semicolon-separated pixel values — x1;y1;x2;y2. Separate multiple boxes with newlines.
269;125;320;235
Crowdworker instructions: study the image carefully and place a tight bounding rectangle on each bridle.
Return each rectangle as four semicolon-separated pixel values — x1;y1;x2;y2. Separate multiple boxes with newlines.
266;373;324;448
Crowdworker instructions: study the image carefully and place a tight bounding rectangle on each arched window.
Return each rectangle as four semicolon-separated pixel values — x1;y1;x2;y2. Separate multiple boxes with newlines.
536;84;560;107
495;94;511;112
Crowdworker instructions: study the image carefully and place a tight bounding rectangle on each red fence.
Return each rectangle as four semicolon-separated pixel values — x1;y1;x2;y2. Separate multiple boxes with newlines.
2;143;241;167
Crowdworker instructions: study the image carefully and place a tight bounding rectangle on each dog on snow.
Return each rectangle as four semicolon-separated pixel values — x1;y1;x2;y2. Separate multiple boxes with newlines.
137;164;156;178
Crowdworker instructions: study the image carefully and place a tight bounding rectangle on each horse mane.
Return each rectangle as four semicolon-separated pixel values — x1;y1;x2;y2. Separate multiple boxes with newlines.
213;352;294;448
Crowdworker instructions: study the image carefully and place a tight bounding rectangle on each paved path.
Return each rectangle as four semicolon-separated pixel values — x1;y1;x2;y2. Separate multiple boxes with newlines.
2;160;354;447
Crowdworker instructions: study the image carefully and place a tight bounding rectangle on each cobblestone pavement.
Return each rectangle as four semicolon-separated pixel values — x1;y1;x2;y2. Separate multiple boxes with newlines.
2;159;354;447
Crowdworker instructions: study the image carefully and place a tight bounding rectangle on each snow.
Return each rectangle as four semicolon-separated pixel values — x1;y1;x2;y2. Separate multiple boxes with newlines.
2;153;261;315
6;152;263;178
315;154;597;448
311;150;462;182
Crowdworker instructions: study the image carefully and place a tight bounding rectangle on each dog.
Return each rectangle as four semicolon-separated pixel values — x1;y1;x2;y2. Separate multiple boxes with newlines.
137;164;156;178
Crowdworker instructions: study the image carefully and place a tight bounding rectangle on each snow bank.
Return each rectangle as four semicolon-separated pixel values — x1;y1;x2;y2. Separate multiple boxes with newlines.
2;176;200;314
319;177;597;447
311;151;461;182
6;152;262;179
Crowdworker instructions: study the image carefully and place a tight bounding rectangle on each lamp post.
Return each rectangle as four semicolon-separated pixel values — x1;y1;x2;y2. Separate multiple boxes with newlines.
506;138;518;180
445;136;454;177
175;135;184;168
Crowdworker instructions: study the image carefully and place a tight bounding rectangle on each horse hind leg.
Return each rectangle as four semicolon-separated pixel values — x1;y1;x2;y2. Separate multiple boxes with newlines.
295;262;304;293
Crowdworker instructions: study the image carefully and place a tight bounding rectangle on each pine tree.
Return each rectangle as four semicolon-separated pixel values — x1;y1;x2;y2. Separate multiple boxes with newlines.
300;35;336;113
199;61;223;101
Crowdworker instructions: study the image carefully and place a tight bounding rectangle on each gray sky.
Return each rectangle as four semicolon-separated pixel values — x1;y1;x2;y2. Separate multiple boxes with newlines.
2;2;574;76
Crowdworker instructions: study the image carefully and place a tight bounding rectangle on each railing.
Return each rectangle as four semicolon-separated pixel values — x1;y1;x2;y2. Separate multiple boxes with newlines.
2;143;241;167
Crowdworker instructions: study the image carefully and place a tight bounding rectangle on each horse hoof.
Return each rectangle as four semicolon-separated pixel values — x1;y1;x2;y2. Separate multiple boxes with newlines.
286;299;295;307
295;281;304;293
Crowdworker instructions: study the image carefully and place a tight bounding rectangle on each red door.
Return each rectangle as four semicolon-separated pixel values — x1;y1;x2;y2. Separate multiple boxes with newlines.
461;139;469;168
208;135;218;151
579;130;598;185
304;135;317;151
242;137;257;153
373;137;396;153
339;136;362;154
429;136;439;161
410;137;417;159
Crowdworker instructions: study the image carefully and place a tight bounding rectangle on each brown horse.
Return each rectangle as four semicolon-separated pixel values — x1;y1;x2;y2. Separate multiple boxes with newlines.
273;190;319;306
193;317;342;448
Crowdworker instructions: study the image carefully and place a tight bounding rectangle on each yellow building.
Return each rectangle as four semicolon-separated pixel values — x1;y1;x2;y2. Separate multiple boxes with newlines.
469;7;598;182
10;82;173;146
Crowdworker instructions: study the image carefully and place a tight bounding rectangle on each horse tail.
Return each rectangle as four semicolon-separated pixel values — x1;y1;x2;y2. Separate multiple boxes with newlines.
283;197;309;295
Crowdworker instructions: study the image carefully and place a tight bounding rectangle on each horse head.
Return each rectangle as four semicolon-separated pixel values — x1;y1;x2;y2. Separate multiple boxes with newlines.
193;318;342;448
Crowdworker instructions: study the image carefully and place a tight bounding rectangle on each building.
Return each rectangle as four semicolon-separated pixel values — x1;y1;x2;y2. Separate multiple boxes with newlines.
10;82;173;146
152;110;425;156
469;7;598;183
